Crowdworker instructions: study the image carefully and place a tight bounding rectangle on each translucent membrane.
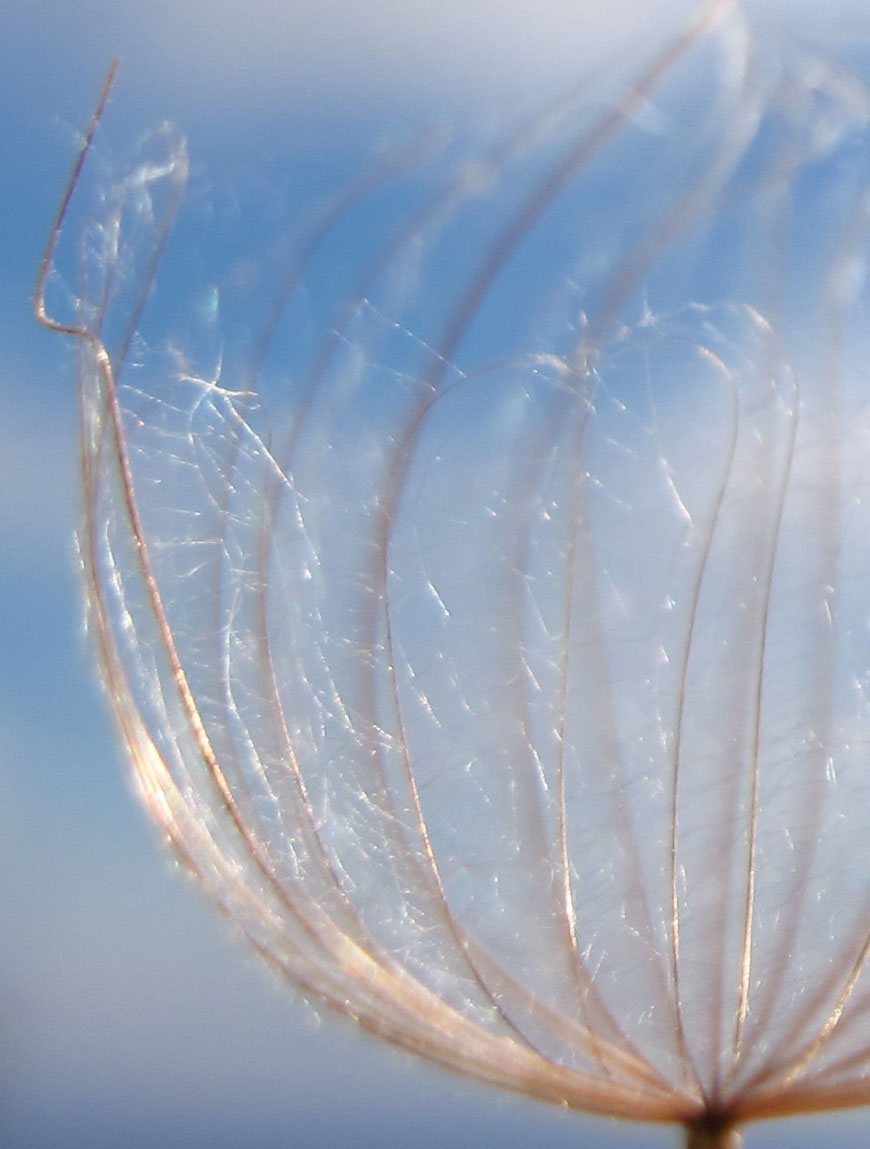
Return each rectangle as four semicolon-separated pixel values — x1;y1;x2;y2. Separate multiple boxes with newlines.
37;4;870;1146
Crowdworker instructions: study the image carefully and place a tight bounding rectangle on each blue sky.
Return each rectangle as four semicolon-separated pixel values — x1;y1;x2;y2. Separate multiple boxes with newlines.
6;3;870;1148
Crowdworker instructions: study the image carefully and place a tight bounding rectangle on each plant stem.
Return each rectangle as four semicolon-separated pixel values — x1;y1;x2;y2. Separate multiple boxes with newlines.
684;1117;743;1149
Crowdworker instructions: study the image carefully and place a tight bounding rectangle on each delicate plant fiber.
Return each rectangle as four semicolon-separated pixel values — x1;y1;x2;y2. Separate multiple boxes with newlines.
37;4;870;1146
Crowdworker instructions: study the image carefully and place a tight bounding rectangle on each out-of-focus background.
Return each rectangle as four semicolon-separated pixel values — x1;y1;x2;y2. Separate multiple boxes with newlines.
4;2;870;1146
